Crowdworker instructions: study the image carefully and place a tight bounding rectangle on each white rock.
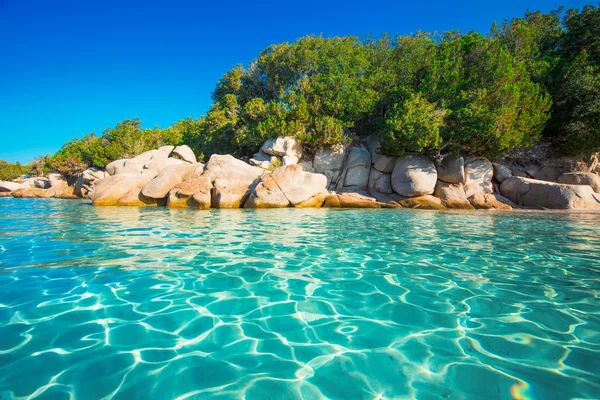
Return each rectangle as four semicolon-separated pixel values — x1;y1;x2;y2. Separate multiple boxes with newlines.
172;145;197;163
391;154;437;197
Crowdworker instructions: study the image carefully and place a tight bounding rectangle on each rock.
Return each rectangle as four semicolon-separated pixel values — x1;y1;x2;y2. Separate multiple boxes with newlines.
556;172;600;193
469;193;515;210
74;168;109;198
158;145;175;155
492;162;512;183
299;160;315;172
55;185;80;199
337;192;380;208
133;150;162;165
367;190;403;203
391;154;437;197
271;164;328;206
282;155;299;166
437;154;465;184
343;147;371;189
141;151;170;174
322;194;341;208
116;188;153;207
115;158;144;175
535;166;561;182
500;176;600;209
434;181;474;209
204;154;264;183
19;177;36;188
0;181;27;193
464;158;493;198
373;155;396;173
172;145;197;163
245;176;290;208
34;178;51;189
11;187;56;198
104;159;124;175
90;173;155;206
525;164;540;178
296;191;328;208
313;144;346;187
368;169;393;194
398;195;447;210
168;175;212;209
260;136;302;161
211;178;256;209
48;173;69;193
366;134;395;172
141;164;201;200
249;151;278;169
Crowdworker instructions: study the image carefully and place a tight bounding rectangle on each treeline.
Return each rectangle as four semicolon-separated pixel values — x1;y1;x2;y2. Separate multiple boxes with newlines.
28;5;600;178
0;161;31;181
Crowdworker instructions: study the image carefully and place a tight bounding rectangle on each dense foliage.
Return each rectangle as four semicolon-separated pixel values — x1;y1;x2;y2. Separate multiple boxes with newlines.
17;4;599;178
48;119;182;177
0;161;30;181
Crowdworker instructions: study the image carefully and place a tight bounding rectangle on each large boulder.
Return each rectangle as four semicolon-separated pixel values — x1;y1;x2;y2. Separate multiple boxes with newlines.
140;151;170;175
132;149;162;165
369;169;393;194
158;145;175;155
74;168;109;198
11;187;56;198
48;173;69;194
167;175;212;209
437;154;465;184
271;164;328;206
172;145;197;163
211;178;256;209
260;136;302;165
313;144;346;187
89;173;155;206
492;162;512;183
469;193;515;210
0;181;27;193
115;158;144;175
141;164;201;200
343;147;371;189
500;176;600;209
295;191;328;208
244;176;290;208
391;154;437;197
105;159;127;175
464;158;494;198
434;181;474;209
203;154;264;183
398;195;446;210
336;192;380;208
556;172;600;193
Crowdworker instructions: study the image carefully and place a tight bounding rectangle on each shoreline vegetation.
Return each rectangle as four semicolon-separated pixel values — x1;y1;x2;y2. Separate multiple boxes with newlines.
1;5;599;210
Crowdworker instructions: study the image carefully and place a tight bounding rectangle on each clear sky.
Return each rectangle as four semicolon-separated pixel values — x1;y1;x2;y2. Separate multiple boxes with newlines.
0;0;591;163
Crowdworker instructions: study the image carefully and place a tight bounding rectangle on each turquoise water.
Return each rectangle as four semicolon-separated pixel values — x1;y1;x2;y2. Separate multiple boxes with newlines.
0;198;599;399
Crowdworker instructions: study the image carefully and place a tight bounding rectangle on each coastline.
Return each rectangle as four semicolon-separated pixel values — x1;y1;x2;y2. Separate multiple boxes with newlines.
2;136;599;212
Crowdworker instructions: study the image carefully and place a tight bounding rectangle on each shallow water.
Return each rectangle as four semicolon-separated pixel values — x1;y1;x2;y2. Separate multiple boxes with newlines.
0;198;599;399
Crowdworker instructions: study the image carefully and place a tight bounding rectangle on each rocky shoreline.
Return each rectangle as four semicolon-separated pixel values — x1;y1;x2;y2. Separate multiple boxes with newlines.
2;136;600;210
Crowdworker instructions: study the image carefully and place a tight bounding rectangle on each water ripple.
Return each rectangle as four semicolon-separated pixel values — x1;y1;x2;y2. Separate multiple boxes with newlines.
0;198;599;399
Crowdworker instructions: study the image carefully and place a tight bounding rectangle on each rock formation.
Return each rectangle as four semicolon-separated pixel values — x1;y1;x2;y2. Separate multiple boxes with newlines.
4;134;599;210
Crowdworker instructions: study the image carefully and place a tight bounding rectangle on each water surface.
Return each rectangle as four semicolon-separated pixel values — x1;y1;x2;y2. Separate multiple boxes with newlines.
0;198;599;399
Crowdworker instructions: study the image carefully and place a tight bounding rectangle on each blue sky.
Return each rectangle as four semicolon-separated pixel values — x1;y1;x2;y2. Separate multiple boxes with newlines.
0;0;591;163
